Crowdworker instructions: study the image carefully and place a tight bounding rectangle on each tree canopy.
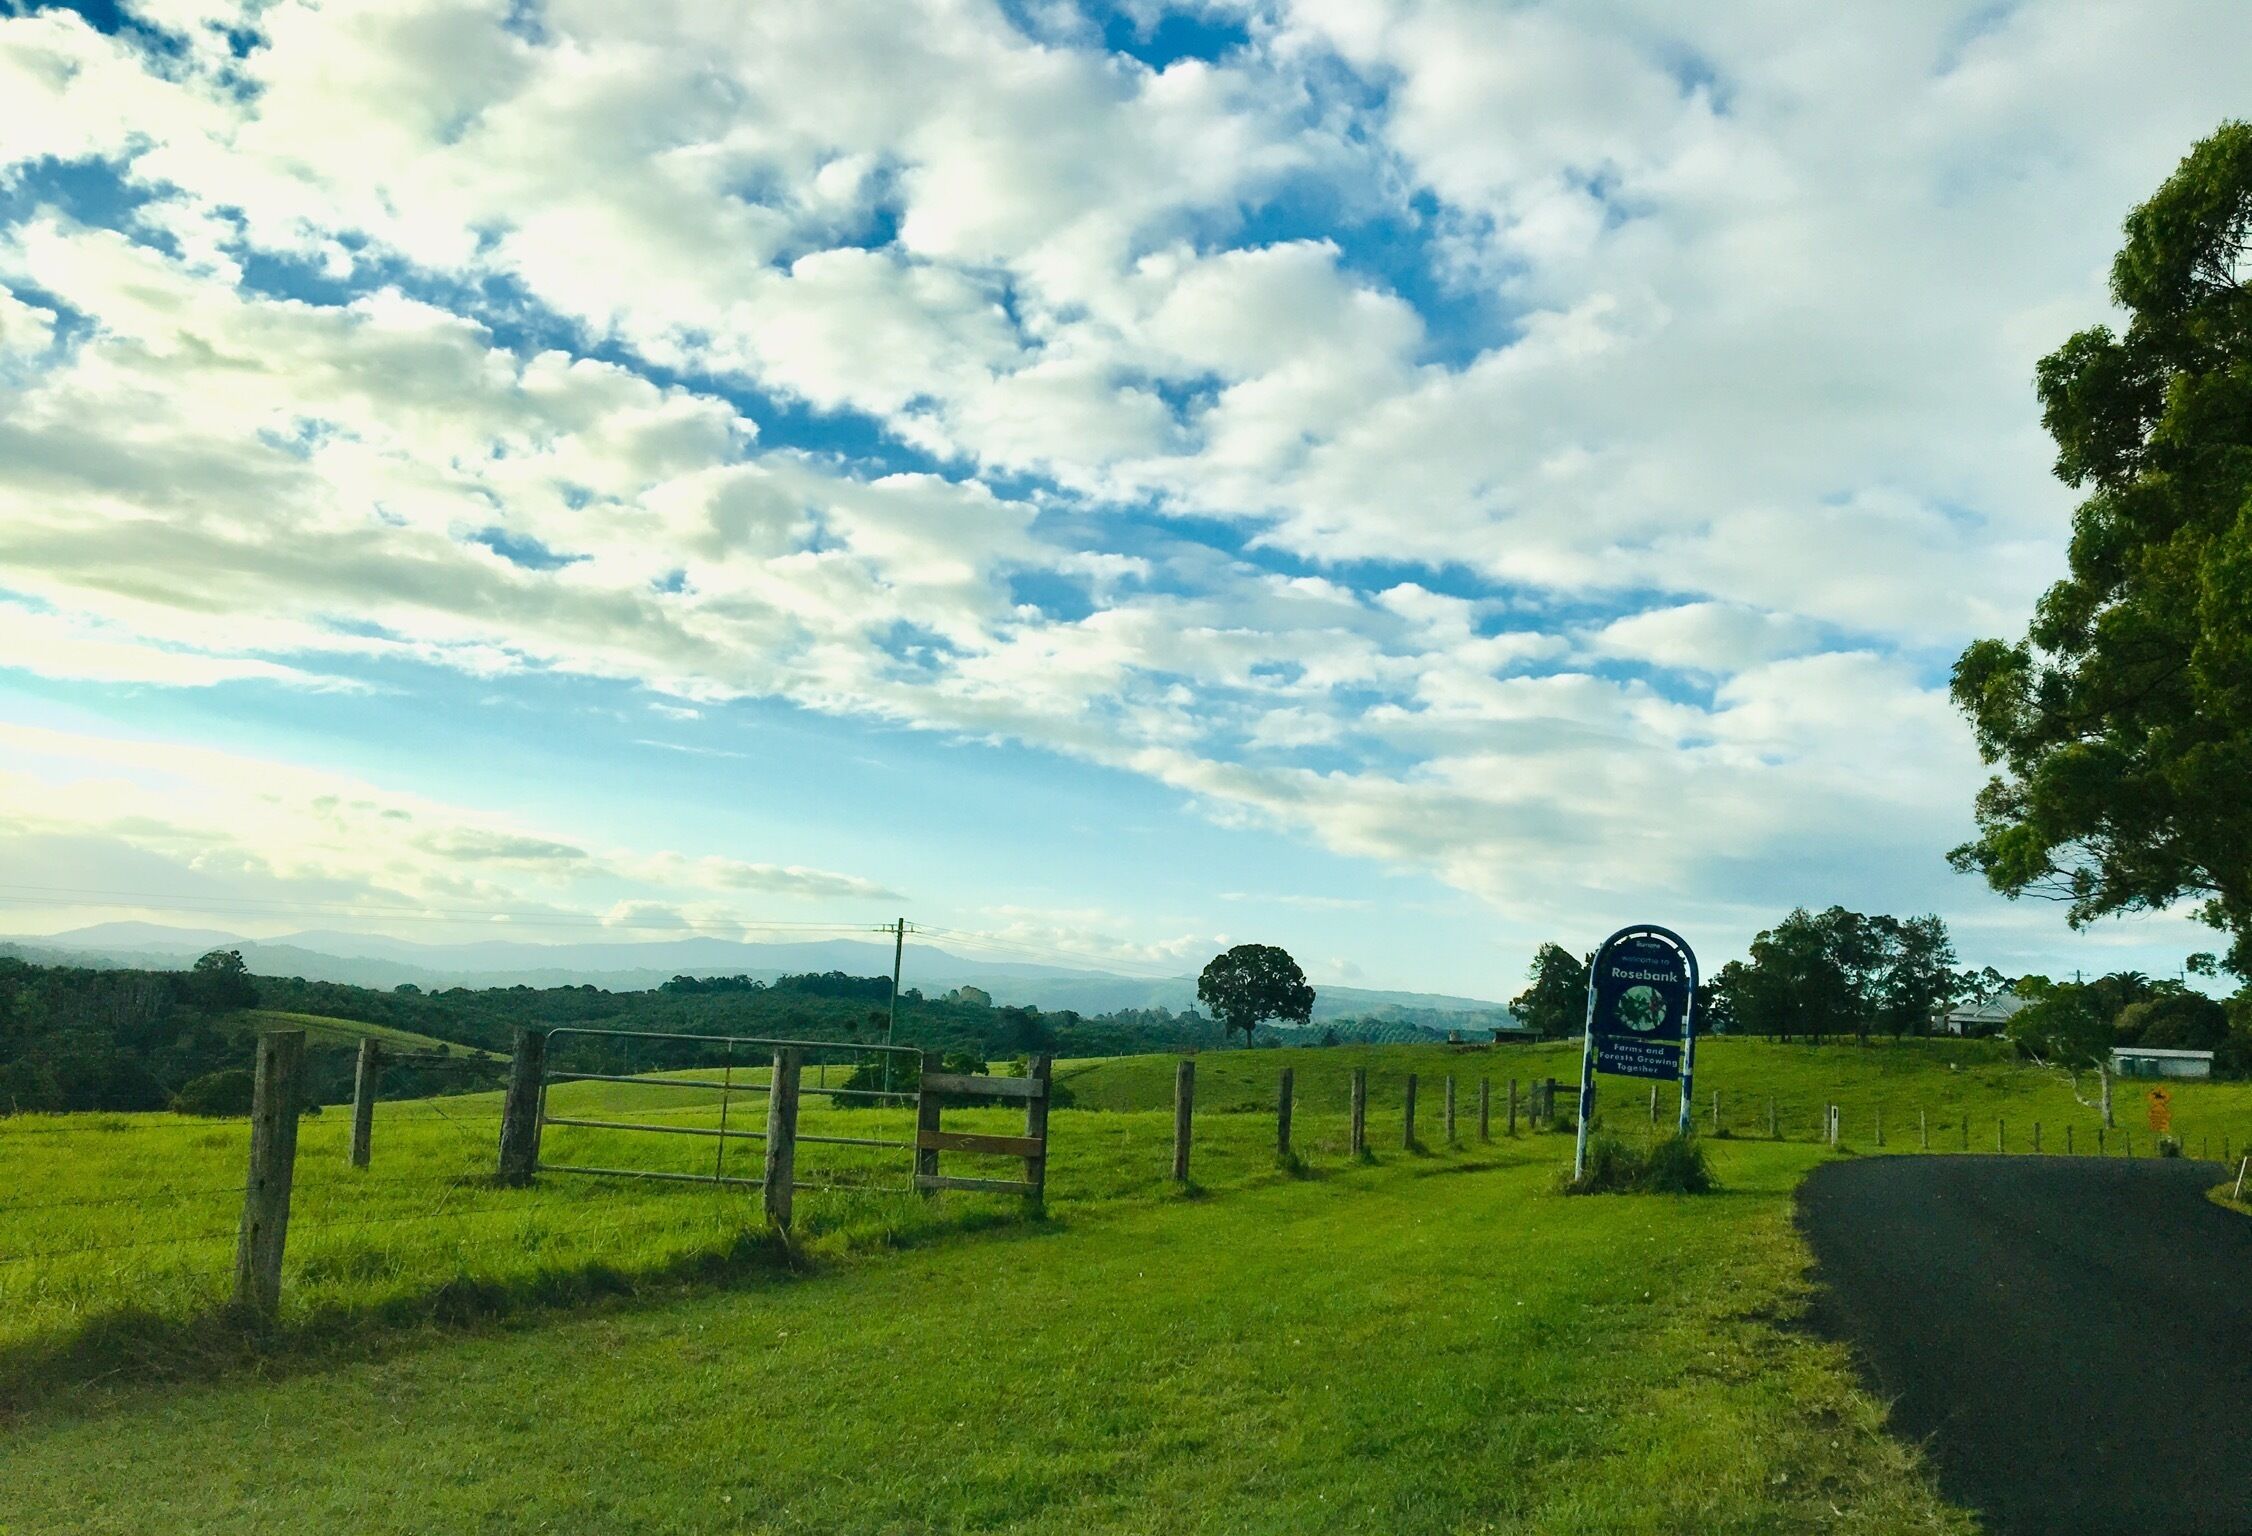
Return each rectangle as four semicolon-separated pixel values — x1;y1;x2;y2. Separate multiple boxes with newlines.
1195;944;1315;1046
1713;908;1961;1042
1509;943;1588;1038
1951;121;2252;975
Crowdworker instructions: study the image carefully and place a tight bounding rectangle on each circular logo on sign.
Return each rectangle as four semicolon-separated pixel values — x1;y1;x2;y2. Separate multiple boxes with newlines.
1616;984;1667;1033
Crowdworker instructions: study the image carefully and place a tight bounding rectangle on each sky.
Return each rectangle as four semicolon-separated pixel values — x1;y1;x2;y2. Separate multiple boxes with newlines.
0;0;2244;999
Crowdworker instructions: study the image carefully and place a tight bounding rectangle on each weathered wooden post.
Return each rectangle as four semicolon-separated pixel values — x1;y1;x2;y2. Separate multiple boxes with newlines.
1478;1077;1491;1141
1276;1067;1294;1159
763;1047;802;1232
1443;1075;1456;1144
1173;1058;1195;1181
1544;1077;1559;1128
1507;1078;1518;1136
1403;1073;1418;1150
496;1027;547;1187
1650;1084;1660;1125
915;1049;942;1197
1023;1054;1052;1210
1920;1109;1928;1150
349;1037;380;1169
233;1030;305;1322
1350;1067;1367;1155
1712;1089;1721;1134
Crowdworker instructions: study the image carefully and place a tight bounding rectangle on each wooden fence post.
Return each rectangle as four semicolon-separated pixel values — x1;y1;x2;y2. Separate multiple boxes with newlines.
1507;1078;1518;1136
1544;1077;1559;1128
1350;1068;1367;1155
232;1029;305;1322
1444;1075;1456;1144
1173;1058;1195;1181
763;1047;802;1232
1478;1078;1491;1141
1650;1084;1660;1125
1712;1089;1721;1134
1024;1055;1052;1210
2097;1127;2106;1155
349;1037;380;1170
1920;1109;1928;1150
1404;1073;1419;1150
915;1050;942;1197
496;1027;547;1187
1277;1067;1294;1159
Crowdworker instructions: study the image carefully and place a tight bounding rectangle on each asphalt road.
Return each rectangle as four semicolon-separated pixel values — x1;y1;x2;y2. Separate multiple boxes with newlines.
1797;1155;2252;1536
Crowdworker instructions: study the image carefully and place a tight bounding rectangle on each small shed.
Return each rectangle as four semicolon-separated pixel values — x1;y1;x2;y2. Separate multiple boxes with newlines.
2110;1047;2214;1080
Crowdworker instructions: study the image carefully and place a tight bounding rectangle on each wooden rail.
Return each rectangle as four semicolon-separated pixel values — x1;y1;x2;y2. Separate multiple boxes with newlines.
912;1054;1052;1207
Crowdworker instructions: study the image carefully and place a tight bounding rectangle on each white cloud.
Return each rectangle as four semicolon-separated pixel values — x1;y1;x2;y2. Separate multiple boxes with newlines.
2;0;2243;964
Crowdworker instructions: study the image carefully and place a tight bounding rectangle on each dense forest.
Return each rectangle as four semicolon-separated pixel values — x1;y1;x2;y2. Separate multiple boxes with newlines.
0;951;1444;1114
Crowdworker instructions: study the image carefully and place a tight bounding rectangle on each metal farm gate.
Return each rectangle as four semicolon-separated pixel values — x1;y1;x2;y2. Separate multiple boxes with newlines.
492;1028;1053;1226
535;1029;926;1193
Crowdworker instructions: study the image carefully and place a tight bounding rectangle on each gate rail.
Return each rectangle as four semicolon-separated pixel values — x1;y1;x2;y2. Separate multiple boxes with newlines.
494;1030;1052;1227
526;1028;923;1199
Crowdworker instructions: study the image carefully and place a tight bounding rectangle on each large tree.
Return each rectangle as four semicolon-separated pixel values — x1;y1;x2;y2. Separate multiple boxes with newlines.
1509;943;1588;1038
1196;944;1314;1046
1721;908;1963;1042
1951;122;2252;975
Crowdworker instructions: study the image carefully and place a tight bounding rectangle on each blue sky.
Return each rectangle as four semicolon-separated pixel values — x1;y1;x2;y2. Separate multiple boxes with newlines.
0;0;2244;996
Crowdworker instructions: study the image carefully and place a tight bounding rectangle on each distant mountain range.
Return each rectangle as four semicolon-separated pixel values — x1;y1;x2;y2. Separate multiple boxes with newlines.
2;922;1516;1026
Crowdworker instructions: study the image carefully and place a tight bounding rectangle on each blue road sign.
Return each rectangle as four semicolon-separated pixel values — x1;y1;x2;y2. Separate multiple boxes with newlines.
1574;925;1702;1177
1591;931;1693;1081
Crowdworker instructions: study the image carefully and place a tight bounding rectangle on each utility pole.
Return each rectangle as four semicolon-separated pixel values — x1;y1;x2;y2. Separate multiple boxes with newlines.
888;917;906;1049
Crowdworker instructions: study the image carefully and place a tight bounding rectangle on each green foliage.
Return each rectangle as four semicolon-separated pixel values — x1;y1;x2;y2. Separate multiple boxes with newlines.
188;950;257;1012
1195;943;1315;1046
1564;1133;1716;1195
1951;121;2252;976
1509;942;1587;1037
1717;908;1962;1041
171;1069;254;1117
2006;981;2116;1071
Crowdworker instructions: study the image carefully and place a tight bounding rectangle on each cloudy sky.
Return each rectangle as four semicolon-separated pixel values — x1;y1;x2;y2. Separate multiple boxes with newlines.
0;0;2242;996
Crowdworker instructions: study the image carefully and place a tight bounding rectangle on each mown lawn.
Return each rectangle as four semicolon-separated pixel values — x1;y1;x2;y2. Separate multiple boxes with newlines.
7;1035;2248;1407
0;1139;1972;1535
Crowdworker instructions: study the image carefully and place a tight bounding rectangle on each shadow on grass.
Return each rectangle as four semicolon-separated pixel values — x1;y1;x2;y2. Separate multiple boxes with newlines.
0;1199;1056;1421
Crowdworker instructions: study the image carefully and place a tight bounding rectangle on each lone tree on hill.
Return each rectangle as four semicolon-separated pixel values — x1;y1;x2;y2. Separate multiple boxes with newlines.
1197;944;1314;1046
1952;122;2252;976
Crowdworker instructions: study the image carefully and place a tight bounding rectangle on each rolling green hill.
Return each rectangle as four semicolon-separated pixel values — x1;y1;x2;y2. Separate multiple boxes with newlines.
225;1009;507;1061
5;1035;2246;1531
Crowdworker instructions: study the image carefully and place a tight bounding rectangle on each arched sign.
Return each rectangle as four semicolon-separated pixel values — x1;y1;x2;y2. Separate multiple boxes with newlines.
1573;925;1700;1178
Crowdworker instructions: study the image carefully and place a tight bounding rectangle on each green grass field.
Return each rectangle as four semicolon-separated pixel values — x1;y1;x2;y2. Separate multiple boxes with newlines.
3;1036;2246;1531
228;1008;507;1060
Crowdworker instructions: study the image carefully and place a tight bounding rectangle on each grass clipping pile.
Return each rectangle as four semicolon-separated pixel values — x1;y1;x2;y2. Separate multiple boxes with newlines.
1562;1133;1717;1196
